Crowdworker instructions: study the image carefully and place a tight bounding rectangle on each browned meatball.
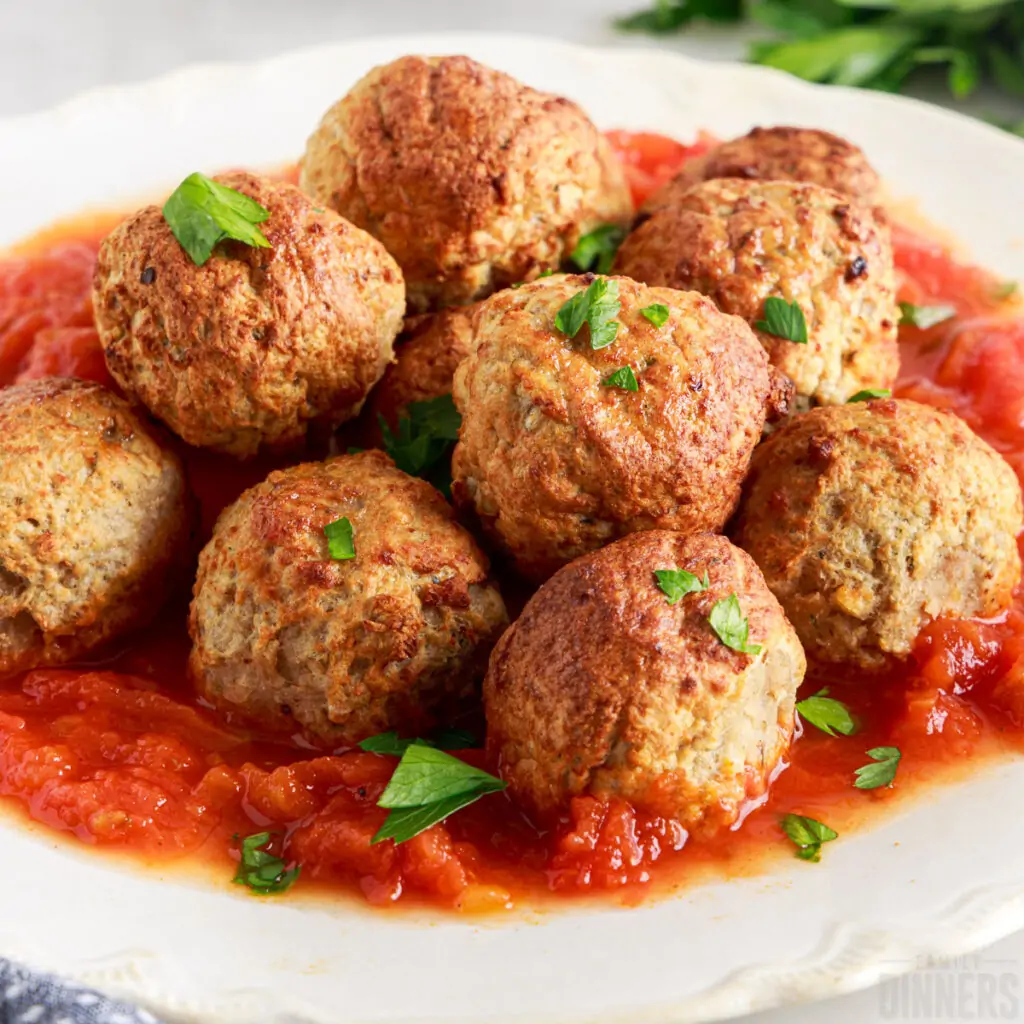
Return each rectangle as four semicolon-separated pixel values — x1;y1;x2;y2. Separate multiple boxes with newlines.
643;126;881;216
300;55;632;312
0;378;194;675
94;172;405;458
189;450;508;744
485;531;805;831
451;273;789;581
361;306;474;445
615;178;899;408
734;399;1023;671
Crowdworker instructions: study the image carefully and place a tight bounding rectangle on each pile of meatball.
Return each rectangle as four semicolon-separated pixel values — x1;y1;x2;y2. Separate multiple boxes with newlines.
1;54;1020;837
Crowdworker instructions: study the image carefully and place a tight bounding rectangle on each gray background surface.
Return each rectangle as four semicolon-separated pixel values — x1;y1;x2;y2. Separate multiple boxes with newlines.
3;1;1023;1021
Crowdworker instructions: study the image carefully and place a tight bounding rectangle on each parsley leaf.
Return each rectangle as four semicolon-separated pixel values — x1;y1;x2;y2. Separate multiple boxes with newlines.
848;388;892;402
796;688;857;737
899;301;956;329
854;746;902;789
755;297;808;344
323;517;355;560
233;832;300;894
709;594;762;656
358;729;478;756
654;568;710;604
162;172;270;266
379;394;461;497
602;365;639;391
571;225;627;274
555;277;622;350
781;814;838;862
616;0;742;32
640;303;670;327
371;744;506;845
994;280;1019;301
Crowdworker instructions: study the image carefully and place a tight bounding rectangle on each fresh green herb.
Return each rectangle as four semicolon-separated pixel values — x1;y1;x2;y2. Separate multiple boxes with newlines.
654;568;710;604
323;517;355;560
555;277;622;350
755;297;808;344
358;729;478;756
848;388;892;403
899;301;956;329
709;594;763;656
994;280;1019;301
571;225;627;274
616;0;742;33
796;687;857;737
371;744;506;845
232;832;300;894
602;365;640;391
640;303;670;327
854;746;902;789
380;393;461;497
780;814;838;862
162;172;270;266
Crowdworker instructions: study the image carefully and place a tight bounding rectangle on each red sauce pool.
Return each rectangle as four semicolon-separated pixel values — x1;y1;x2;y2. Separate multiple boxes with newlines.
1;136;1024;913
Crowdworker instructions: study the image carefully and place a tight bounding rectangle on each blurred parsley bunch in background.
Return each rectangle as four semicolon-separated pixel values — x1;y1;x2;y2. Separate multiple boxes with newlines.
617;0;1024;133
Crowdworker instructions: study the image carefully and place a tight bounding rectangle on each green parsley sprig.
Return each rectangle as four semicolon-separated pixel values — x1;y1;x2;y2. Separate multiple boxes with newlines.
571;225;627;274
899;302;956;330
602;365;640;391
654;567;710;604
781;813;838;862
163;172;270;266
379;394;462;497
556;278;622;350
709;594;763;655
854;746;902;789
323;516;355;560
640;303;670;327
358;728;478;756
796;687;857;737
756;297;808;344
848;388;892;403
233;832;300;894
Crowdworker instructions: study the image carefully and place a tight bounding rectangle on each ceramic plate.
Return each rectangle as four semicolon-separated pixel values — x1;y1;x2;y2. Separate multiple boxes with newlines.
2;31;1024;1024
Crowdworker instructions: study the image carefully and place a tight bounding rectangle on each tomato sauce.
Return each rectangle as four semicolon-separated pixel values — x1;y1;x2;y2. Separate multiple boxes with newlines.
1;135;1024;912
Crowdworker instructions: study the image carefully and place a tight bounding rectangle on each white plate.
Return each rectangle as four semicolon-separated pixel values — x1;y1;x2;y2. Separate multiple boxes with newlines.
2;31;1024;1024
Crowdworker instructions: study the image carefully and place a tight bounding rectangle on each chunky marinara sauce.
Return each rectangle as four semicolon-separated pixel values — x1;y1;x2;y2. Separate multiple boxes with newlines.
1;135;1023;913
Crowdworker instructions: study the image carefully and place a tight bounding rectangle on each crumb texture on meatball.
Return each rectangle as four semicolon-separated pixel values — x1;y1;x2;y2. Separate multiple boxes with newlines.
643;126;881;214
300;55;633;312
452;273;783;581
94;171;405;457
0;378;194;675
189;449;508;744
616;178;899;407
734;399;1023;670
484;531;805;832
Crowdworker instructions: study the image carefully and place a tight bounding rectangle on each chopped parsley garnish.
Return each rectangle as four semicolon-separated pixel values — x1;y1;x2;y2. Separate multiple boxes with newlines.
994;280;1019;301
602;365;639;391
162;172;270;266
854;746;902;789
709;594;762;655
755;296;808;344
379;393;461;497
898;301;956;330
640;303;670;328
848;388;892;403
371;743;506;845
323;516;355;560
555;277;621;350
571;225;626;274
796;687;857;737
781;814;838;863
358;728;478;756
232;832;300;894
654;568;709;604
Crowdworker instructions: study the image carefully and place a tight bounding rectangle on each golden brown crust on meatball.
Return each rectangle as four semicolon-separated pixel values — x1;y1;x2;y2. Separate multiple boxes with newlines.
451;273;780;581
734;399;1023;671
484;531;805;831
300;55;632;312
189;449;508;744
643;126;881;215
361;306;474;445
615;178;900;407
94;172;405;458
0;378;194;675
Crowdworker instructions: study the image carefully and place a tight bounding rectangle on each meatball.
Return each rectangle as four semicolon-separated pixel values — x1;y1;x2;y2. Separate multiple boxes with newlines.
300;55;632;313
451;273;790;581
614;178;899;407
0;378;194;675
484;531;805;830
362;306;474;443
734;399;1023;671
189;449;508;744
94;171;405;458
643;126;881;216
